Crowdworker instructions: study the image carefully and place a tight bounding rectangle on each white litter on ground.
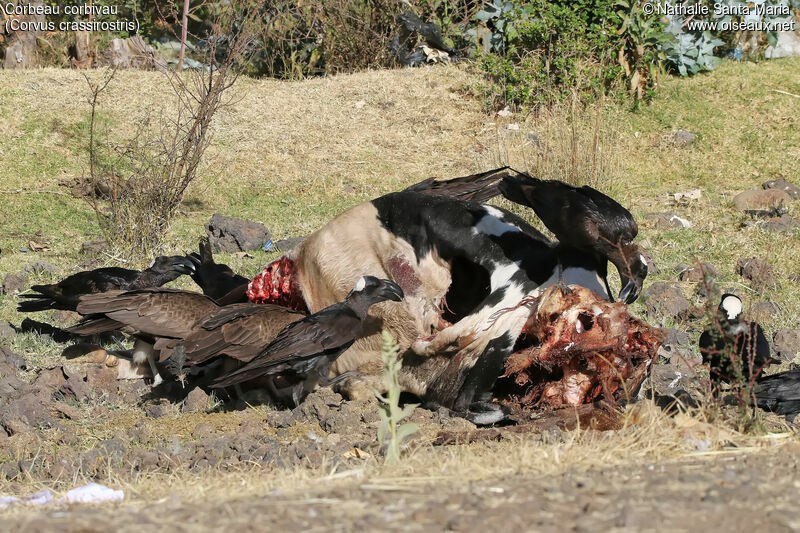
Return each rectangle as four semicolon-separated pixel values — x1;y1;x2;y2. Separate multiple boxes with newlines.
0;489;54;509
0;483;124;509
61;483;125;504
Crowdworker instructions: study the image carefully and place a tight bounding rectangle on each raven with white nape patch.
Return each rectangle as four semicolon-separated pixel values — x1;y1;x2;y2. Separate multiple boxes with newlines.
699;293;774;385
17;256;196;313
498;174;647;304
213;276;404;406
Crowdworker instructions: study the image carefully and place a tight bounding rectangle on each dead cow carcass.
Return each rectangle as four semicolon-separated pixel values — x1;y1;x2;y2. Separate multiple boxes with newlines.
502;286;663;408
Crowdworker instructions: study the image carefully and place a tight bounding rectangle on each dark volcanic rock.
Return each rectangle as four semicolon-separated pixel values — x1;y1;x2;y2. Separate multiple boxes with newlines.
763;177;800;199
0;346;25;370
182;387;210;413
773;329;800;362
60;375;92;402
673;129;696;147
733;189;792;211
33;367;68;390
642;282;691;320
743;214;800;232
22;261;60;276
657;328;697;368
0;322;15;341
81;238;108;255
751;301;781;321
2;272;27;295
677;262;719;282
0;389;57;434
205;213;271;253
736;257;777;289
273;236;306;252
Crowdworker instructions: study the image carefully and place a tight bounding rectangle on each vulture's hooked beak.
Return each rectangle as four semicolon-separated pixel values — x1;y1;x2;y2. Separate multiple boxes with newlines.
379;280;405;302
172;257;197;275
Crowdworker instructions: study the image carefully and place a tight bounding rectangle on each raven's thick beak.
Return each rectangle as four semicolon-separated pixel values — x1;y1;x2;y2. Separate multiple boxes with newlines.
172;257;196;275
380;280;405;302
613;245;648;305
618;275;640;305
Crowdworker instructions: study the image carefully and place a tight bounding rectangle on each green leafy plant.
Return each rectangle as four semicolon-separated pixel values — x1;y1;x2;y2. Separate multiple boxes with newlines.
615;0;671;103
376;330;418;465
660;12;724;77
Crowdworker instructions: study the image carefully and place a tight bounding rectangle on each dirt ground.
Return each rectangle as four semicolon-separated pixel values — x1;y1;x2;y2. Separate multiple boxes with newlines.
3;448;799;532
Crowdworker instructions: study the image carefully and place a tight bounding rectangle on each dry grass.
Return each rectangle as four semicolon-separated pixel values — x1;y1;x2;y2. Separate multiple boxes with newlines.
2;399;796;513
0;56;799;518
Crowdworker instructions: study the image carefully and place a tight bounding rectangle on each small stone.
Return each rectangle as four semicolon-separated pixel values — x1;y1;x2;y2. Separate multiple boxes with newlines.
750;301;780;322
645;212;691;229
736;257;777;289
144;400;170;418
761;215;800;232
52;401;81;420
265;409;294;428
641;282;692;320
81;238;108;254
85;366;118;395
2;272;27;295
192;423;214;438
762;177;800;199
773;330;800;362
273;236;306;253
673;129;696;147
51;309;82;325
205;213;271;253
0;322;16;341
22;261;60;276
526;132;543;146
678;262;719;282
60;375;92;402
733;189;792;211
182;387;210;413
33;367;67;390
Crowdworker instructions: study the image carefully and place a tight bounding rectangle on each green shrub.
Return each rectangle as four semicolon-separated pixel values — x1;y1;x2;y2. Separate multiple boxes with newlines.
472;0;627;110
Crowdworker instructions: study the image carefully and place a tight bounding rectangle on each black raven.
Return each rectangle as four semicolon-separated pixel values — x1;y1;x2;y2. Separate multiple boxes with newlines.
699;293;774;384
498;174;647;304
754;371;800;423
186;237;249;302
17;256;195;313
213;276;404;405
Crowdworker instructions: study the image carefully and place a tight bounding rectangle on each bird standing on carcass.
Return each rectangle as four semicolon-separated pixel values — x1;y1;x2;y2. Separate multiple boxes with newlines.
498;174;648;303
245;169;652;423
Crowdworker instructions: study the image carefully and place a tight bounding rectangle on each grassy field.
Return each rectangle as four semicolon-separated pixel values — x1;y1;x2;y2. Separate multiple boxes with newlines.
0;58;799;523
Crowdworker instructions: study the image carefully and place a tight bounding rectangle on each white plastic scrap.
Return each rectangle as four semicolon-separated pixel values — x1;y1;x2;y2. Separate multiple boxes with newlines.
670;189;702;202
0;483;123;509
669;215;692;228
0;489;53;509
61;483;124;504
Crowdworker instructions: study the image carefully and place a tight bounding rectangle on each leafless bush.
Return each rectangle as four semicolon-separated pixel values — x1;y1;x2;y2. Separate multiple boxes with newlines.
82;2;259;259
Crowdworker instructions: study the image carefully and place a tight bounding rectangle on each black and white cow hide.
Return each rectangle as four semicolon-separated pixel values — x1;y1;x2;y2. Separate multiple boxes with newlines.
288;190;610;422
